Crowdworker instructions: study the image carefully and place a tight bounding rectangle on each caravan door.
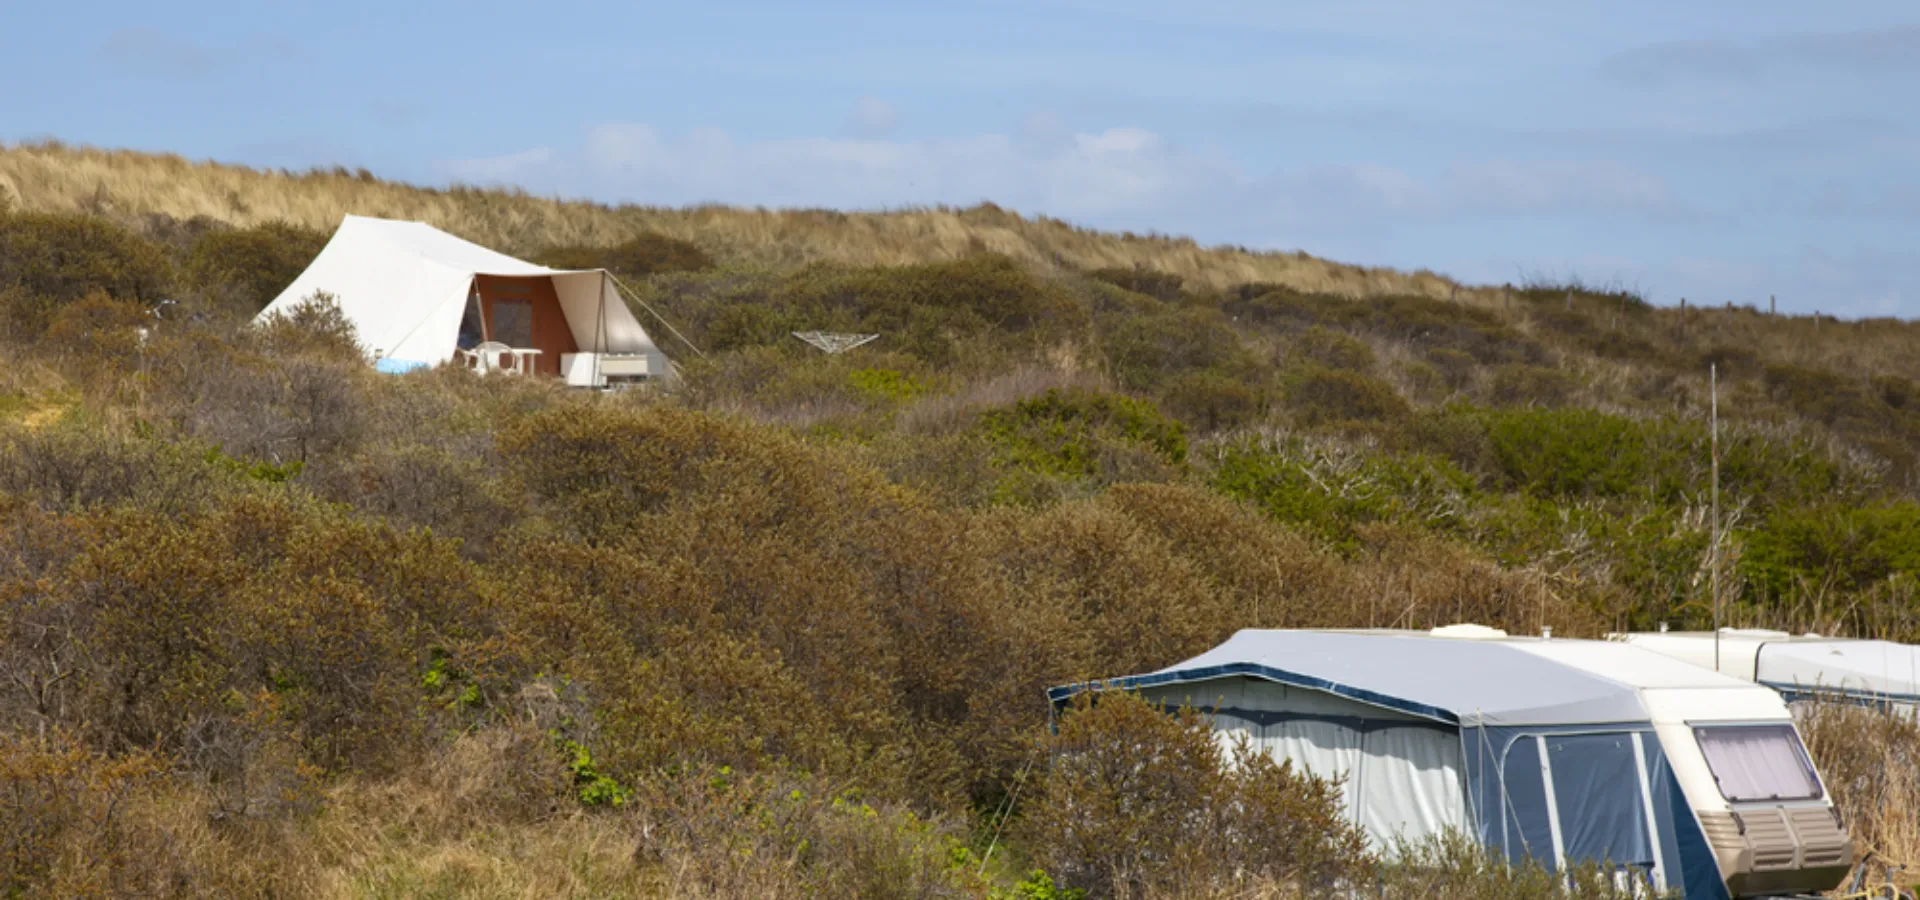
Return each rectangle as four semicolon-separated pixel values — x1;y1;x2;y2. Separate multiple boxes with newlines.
1498;730;1666;893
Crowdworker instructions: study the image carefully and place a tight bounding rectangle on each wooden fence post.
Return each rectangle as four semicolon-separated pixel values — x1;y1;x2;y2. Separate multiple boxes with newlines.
1769;295;1776;316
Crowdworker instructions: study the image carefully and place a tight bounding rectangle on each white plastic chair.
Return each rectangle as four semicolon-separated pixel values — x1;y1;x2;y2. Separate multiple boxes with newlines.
459;341;540;376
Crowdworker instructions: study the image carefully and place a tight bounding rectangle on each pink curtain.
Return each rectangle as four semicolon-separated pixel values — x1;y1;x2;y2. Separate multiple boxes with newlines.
1693;725;1820;802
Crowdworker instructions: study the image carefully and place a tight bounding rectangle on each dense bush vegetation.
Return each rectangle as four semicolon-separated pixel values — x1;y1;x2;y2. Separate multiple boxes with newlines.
1023;693;1366;898
184;221;330;312
531;231;716;277
0;199;1917;896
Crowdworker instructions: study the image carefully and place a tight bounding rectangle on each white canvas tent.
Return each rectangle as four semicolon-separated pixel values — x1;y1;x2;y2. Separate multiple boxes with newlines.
257;215;673;386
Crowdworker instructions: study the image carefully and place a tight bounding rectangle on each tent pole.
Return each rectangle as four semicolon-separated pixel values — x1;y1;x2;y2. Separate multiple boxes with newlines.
471;278;491;343
594;272;607;389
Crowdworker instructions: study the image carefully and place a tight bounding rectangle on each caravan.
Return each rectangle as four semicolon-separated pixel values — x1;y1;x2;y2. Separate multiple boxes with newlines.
1516;636;1853;898
1050;627;1852;899
1614;629;1920;718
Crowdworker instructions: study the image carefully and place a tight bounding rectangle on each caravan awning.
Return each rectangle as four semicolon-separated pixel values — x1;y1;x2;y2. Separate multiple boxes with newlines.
1048;630;1654;728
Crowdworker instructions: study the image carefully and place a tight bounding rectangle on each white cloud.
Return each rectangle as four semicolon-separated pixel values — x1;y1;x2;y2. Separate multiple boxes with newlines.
844;97;901;139
480;122;1677;230
1445;159;1678;215
439;147;554;183
570;123;1199;215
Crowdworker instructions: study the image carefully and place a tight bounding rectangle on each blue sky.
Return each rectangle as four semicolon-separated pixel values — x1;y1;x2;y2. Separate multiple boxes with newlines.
5;1;1918;317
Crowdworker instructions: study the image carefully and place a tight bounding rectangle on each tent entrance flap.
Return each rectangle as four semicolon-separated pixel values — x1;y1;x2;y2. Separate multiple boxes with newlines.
473;275;577;375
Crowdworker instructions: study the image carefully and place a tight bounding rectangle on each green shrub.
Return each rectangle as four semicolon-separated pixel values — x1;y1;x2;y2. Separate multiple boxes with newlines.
1286;325;1375;371
1086;266;1183;302
1479;406;1857;511
533;231;715;276
183;221;328;311
1482;407;1671;499
1210;436;1475;547
849;367;928;405
0;209;174;336
1742;503;1920;600
993;870;1085;900
787;255;1082;336
977;388;1187;481
254;290;363;362
1101;304;1251;390
498;402;801;541
1225;288;1545;367
1283;366;1410;426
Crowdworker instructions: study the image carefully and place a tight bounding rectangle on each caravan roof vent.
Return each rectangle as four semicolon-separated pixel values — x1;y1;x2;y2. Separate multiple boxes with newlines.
1430;623;1509;640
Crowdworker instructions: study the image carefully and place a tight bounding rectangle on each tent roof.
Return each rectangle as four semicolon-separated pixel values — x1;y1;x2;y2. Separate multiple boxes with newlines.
317;215;574;278
1048;629;1660;728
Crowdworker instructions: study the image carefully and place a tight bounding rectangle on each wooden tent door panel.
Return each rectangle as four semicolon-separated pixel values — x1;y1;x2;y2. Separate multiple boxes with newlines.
473;275;577;376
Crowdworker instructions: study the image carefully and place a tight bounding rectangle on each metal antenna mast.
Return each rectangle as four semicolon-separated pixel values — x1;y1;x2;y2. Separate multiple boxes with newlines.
1711;363;1721;671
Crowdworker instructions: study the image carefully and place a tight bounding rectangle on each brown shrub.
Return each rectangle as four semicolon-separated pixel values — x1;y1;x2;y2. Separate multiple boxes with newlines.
632;764;981;900
1796;699;1920;880
1487;363;1577;406
142;318;366;466
1376;831;1653;900
0;420;237;515
1283;366;1410;426
42;292;149;382
1022;692;1369;899
0;732;186;897
1157;371;1266;433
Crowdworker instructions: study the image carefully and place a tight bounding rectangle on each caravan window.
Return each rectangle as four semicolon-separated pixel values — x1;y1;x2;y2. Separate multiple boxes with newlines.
1692;724;1822;802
